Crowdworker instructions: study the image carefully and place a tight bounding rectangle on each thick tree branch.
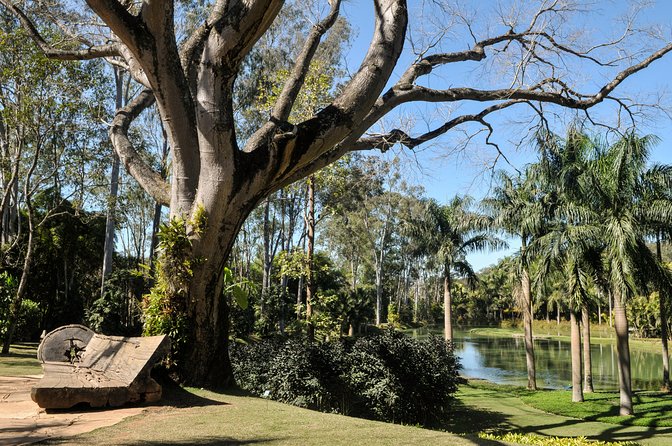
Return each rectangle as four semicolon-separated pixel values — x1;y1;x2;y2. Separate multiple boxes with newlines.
272;0;341;122
258;0;407;189
110;89;170;206
85;0;142;53
179;0;229;92
399;40;672;109
243;0;341;154
207;0;284;74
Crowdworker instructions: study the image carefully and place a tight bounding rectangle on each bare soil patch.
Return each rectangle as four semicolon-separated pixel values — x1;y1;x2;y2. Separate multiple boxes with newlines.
0;375;146;446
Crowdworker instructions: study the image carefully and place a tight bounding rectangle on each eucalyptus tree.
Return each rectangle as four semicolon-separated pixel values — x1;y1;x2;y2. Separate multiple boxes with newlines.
415;196;504;341
484;170;544;389
0;20;105;352
4;0;672;387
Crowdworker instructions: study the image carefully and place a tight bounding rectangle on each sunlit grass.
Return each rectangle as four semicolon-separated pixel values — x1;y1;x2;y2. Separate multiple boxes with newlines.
522;389;672;427
0;342;40;376
40;385;490;446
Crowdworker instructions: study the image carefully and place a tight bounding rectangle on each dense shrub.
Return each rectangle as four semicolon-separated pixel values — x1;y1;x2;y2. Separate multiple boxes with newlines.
230;329;461;426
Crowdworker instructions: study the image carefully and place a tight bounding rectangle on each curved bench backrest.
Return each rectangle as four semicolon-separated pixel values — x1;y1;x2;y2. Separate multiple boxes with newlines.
37;324;95;363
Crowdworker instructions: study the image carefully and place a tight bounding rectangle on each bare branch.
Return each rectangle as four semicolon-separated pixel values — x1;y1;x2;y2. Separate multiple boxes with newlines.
0;0;120;60
352;100;526;151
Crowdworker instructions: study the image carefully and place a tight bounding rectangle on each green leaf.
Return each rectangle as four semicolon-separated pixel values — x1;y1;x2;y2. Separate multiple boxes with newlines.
233;285;248;310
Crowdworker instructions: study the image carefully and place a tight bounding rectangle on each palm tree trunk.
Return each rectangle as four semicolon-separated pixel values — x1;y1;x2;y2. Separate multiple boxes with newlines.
521;266;537;390
444;270;453;342
660;291;670;392
570;310;584;402
656;233;670;392
582;305;594;393
613;290;634;415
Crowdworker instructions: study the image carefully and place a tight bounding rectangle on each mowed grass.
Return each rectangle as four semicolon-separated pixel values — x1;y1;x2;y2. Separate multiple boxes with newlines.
0;342;40;376
522;389;672;427
39;384;499;446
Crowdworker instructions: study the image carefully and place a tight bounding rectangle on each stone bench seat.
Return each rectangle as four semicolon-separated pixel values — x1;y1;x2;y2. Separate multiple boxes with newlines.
31;325;170;409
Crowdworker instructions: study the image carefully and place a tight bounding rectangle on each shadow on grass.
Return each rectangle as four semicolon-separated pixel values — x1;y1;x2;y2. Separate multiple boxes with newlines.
515;416;672;444
443;395;512;435
157;378;230;408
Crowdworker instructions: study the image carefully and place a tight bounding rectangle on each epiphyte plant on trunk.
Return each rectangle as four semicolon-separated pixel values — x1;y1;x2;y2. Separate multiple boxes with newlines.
3;0;672;387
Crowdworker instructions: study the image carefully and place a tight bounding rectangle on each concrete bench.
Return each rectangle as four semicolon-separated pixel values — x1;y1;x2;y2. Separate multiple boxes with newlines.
31;324;170;409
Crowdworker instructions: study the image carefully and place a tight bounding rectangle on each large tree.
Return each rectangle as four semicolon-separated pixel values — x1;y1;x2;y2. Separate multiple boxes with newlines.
3;0;672;387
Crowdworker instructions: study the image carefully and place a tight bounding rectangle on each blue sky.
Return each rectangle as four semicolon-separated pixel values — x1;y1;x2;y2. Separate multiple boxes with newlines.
339;0;672;270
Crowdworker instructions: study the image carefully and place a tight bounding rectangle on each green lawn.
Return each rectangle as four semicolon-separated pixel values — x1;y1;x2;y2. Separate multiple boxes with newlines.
467;324;665;355
522;389;672;427
39;384;499;446
0;342;40;376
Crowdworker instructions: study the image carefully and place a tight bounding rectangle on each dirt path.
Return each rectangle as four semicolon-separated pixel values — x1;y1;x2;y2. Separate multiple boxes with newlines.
0;376;145;446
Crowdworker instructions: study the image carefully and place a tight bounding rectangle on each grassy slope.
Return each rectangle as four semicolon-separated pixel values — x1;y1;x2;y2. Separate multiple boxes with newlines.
0;342;40;376
40;385;497;446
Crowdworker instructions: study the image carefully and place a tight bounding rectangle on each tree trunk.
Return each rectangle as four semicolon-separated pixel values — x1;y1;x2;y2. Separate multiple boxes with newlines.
657;233;670;392
608;290;613;328
582;305;594;393
1;227;34;354
305;175;316;341
101;67;125;296
613;290;634;415
149;128;169;269
570;310;584;402
521;264;537;390
375;267;383;326
261;197;273;317
443;270;452;342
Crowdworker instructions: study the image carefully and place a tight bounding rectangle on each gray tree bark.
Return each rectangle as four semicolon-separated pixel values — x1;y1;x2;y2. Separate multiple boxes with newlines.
443;271;452;342
570;310;584;402
613;289;634;415
582;305;594;393
101;67;125;295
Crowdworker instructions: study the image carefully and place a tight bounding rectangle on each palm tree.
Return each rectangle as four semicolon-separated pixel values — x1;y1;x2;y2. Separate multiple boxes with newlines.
533;125;602;400
582;132;672;415
414;197;505;342
640;164;672;392
484;170;544;390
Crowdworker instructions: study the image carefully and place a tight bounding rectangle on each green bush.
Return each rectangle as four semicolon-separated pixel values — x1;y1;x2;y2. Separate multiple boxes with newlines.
230;329;461;426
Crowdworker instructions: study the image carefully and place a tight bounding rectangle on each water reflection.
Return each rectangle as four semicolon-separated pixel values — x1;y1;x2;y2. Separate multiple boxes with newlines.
411;328;663;390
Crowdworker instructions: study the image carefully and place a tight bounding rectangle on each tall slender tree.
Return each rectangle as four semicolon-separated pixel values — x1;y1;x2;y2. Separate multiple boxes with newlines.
586;133;672;415
484;171;544;389
415;197;504;341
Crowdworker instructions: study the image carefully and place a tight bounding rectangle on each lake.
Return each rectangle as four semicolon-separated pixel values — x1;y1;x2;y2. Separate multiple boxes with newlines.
410;328;665;390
